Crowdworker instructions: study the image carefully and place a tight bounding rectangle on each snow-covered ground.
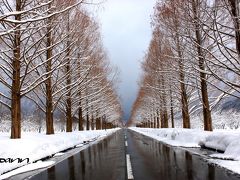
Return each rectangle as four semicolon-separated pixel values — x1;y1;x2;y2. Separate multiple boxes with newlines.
130;127;240;174
0;128;119;176
174;111;240;130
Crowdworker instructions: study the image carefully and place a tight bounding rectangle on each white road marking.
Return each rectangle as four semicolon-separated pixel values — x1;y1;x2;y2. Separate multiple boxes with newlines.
125;141;128;147
126;154;134;179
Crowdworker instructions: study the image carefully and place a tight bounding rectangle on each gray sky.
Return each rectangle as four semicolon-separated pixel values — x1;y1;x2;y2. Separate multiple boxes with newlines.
97;0;156;121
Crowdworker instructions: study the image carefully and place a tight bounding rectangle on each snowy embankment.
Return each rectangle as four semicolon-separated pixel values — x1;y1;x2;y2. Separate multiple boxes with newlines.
0;128;119;176
130;127;209;147
130;127;240;174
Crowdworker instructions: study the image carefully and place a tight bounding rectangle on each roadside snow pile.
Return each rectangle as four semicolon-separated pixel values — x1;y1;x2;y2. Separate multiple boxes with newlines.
203;131;240;160
0;128;119;175
130;127;240;160
0;161;55;179
130;127;209;147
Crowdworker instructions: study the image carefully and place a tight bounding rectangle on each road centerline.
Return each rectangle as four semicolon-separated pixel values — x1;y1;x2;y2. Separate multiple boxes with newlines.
126;154;134;179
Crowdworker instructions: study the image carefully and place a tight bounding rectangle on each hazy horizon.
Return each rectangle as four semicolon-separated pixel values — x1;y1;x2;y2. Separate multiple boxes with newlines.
97;0;156;121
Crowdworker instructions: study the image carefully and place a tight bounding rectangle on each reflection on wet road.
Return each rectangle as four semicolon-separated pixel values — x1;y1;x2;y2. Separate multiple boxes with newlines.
30;129;240;180
126;130;240;180
31;130;126;180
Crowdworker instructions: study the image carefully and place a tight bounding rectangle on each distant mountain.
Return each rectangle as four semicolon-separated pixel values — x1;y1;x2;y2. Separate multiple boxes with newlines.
221;96;240;112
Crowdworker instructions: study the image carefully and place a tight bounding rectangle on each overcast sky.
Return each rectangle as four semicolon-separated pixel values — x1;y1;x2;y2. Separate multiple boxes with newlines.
97;0;156;121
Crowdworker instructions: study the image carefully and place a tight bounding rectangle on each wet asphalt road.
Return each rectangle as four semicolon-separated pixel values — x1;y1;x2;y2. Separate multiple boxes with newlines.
29;129;240;180
30;130;126;180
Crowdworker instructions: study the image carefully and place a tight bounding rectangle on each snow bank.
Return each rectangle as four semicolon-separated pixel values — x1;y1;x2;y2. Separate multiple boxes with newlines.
130;127;209;147
0;128;119;175
0;161;55;179
203;131;240;160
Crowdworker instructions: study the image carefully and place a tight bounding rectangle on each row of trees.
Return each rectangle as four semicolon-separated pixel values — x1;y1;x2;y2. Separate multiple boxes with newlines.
0;0;122;138
129;0;240;130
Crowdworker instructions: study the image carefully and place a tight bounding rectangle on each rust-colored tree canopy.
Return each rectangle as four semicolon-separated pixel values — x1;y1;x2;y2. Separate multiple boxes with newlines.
130;0;240;131
0;0;122;138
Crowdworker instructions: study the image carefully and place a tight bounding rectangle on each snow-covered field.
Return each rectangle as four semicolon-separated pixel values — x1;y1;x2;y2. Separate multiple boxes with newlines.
0;128;120;176
130;127;240;174
167;111;240;130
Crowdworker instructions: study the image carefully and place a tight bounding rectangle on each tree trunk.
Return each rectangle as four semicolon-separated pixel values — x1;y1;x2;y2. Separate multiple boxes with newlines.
106;123;110;129
156;110;160;128
91;114;94;130
65;13;72;132
66;72;72;132
100;117;103;130
176;34;190;128
86;113;90;130
170;88;175;128
11;0;22;139
160;109;164;128
157;116;160;128
151;114;153;128
96;117;100;130
46;77;54;135
78;105;84;131
11;88;21;139
147;120;150;128
228;0;240;56
66;97;72;132
163;110;168;128
161;76;168;128
154;116;156;128
77;55;83;130
103;119;107;130
181;87;190;128
66;60;72;132
45;2;54;135
179;63;190;128
192;0;212;131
